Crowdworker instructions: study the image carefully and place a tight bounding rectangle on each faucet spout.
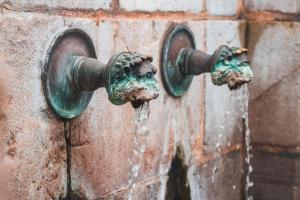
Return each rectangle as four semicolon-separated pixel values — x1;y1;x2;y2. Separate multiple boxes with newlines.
177;45;254;90
72;52;160;107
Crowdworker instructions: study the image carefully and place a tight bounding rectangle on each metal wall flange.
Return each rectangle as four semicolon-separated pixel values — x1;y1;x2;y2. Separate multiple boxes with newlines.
161;24;195;97
42;28;97;119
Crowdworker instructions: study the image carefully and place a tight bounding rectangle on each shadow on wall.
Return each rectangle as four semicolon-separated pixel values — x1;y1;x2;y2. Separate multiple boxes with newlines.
165;146;191;200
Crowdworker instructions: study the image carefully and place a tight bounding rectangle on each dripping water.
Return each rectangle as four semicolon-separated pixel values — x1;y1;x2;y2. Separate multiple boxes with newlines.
128;101;150;200
238;85;253;200
211;91;234;184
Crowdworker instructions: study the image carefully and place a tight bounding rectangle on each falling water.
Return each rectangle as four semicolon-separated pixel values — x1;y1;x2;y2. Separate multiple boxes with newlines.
128;101;150;200
238;85;253;200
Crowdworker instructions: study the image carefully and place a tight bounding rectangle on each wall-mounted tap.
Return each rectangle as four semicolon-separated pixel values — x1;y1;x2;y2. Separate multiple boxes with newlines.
42;28;159;119
177;45;253;90
161;24;253;97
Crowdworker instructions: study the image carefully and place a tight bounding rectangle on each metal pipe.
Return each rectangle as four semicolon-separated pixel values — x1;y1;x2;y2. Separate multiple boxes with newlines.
177;45;253;90
73;56;107;91
177;48;213;75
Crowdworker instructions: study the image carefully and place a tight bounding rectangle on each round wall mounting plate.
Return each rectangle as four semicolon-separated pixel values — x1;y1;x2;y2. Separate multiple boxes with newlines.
42;28;97;119
161;24;195;97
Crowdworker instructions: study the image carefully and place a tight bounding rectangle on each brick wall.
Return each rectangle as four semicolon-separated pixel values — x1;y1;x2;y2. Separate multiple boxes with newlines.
0;0;298;200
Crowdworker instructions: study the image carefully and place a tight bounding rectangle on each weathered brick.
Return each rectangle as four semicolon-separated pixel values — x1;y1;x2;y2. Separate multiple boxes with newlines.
206;0;239;16
245;21;300;200
189;151;243;200
248;22;300;101
3;0;112;11
244;0;300;14
249;68;300;146
251;182;300;200
119;0;204;13
251;148;300;199
0;13;66;200
204;20;247;154
251;148;300;185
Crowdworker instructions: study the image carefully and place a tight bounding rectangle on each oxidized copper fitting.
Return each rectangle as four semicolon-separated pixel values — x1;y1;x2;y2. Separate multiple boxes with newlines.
42;28;159;119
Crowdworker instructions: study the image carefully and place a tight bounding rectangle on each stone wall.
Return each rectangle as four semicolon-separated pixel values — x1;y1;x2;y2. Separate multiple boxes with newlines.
248;20;300;200
0;0;298;200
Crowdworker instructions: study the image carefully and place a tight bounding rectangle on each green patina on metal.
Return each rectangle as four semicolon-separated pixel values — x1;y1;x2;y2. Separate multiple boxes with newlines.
43;29;159;119
161;24;254;96
211;46;253;90
108;76;159;105
161;24;195;97
42;28;96;119
105;52;159;106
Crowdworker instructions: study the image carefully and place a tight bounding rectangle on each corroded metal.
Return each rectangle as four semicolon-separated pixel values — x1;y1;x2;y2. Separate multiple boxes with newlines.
161;25;253;96
210;46;253;90
42;28;96;119
161;24;195;97
178;46;253;90
43;28;159;119
105;52;159;108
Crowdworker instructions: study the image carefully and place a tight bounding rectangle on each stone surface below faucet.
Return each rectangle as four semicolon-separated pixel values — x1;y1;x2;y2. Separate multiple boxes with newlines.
211;46;254;90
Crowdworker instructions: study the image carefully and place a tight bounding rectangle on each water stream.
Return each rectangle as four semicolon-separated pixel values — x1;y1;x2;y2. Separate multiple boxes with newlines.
128;101;150;200
238;85;253;200
210;85;253;200
126;86;252;199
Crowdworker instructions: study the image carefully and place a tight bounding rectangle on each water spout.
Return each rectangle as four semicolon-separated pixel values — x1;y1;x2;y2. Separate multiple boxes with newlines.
73;52;160;108
161;25;253;97
177;45;253;90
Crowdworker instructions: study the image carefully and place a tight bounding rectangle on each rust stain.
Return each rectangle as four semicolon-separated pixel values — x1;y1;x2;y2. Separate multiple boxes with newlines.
192;77;205;164
199;143;242;164
143;148;157;171
252;143;300;153
26;8;300;23
161;127;174;166
191;134;202;163
235;0;244;19
1;2;298;22
53;10;237;22
240;2;299;22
